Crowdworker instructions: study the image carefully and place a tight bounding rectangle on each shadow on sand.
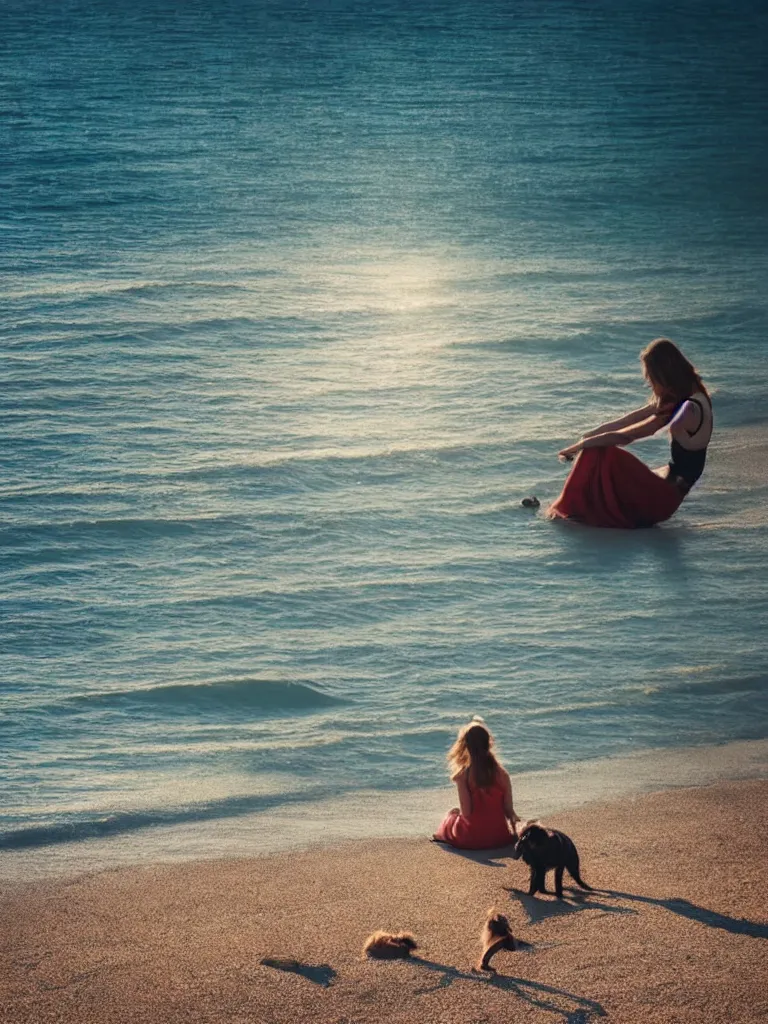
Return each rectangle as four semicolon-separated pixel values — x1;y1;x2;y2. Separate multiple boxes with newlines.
259;958;336;987
508;885;768;939
411;956;606;1021
506;887;638;926
430;838;515;868
600;890;768;939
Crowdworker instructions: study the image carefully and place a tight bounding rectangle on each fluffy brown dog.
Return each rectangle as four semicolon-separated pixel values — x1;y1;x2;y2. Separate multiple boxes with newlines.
476;910;515;972
362;931;418;959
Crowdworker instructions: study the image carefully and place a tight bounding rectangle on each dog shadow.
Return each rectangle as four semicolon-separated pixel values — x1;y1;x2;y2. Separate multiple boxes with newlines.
411;957;606;1020
599;890;768;939
259;958;336;987
506;887;638;926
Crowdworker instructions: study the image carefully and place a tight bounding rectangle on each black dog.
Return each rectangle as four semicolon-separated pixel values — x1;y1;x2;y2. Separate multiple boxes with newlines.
512;822;593;899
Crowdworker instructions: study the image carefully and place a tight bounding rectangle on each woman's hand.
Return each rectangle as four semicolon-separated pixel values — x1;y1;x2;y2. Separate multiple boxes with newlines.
560;429;629;460
558;442;582;462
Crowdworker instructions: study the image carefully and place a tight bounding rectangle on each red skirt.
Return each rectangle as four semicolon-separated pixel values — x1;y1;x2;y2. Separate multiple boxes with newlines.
547;446;683;529
433;783;516;850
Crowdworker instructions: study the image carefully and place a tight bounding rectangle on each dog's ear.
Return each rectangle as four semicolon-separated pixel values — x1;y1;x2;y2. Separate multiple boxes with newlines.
524;824;549;844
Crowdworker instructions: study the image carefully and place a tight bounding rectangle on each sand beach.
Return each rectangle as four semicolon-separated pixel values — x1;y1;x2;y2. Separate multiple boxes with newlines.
2;778;766;1024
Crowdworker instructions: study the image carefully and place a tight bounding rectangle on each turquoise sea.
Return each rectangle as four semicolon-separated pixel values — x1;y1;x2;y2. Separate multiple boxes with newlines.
2;0;767;878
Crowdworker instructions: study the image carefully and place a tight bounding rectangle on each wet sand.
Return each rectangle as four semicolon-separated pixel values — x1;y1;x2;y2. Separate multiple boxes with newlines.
2;778;766;1023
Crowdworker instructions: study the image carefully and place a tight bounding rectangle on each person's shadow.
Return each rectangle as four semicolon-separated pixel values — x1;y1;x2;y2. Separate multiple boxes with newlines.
430;838;514;868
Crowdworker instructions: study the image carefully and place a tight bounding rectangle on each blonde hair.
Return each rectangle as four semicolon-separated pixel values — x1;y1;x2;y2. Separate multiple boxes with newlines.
447;718;501;790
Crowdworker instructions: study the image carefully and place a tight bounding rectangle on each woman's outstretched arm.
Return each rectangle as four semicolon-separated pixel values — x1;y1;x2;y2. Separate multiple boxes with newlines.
559;410;668;461
581;403;656;438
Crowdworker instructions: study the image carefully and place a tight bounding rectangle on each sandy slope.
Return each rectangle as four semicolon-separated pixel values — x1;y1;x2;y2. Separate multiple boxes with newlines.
2;779;767;1023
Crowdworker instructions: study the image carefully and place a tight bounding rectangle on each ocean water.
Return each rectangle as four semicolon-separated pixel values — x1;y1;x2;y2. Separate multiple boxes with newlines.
2;0;768;877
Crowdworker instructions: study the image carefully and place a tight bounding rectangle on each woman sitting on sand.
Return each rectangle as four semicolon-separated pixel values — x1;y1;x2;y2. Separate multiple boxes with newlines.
433;718;520;850
548;337;712;529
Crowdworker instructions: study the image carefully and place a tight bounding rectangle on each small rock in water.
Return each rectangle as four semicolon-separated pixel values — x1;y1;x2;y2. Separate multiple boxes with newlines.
521;496;540;509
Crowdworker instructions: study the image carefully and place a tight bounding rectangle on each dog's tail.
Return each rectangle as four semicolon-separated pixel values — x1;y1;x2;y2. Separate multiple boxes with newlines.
478;934;515;972
566;848;593;891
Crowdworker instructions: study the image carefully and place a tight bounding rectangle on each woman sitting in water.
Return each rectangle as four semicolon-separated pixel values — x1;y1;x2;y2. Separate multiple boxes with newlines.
548;337;713;529
433;718;520;850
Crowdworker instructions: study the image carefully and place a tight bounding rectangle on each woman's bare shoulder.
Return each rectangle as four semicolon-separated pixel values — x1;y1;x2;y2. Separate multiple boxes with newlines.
451;768;468;784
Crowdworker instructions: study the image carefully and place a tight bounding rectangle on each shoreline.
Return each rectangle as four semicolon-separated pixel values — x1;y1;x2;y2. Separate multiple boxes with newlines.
2;779;766;1023
3;420;766;889
3;735;767;884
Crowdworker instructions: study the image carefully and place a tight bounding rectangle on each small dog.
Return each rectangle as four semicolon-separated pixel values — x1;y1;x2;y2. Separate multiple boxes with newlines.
512;822;593;899
362;931;418;959
475;910;515;972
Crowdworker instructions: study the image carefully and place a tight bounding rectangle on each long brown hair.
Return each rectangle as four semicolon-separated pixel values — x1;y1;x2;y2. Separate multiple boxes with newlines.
447;719;501;790
641;338;709;413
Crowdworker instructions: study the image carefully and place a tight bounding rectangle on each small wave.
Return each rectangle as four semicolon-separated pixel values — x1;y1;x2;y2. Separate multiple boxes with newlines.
3;278;247;302
161;438;539;485
448;332;592;353
0;514;240;547
663;673;767;697
69;678;344;715
520;700;617;717
118;281;252;299
668;664;720;676
0;789;312;851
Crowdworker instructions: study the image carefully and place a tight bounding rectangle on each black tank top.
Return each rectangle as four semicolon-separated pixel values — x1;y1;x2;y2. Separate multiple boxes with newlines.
668;396;710;486
669;440;707;486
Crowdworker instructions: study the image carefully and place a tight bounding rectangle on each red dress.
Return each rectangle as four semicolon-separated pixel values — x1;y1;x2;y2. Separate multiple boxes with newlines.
434;776;516;850
547;446;683;529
